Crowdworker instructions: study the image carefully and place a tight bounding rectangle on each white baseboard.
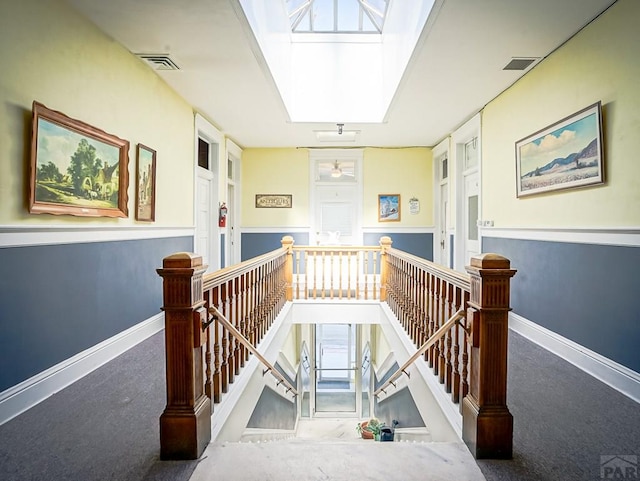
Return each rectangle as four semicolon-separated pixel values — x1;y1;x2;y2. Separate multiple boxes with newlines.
0;313;165;426
509;313;640;404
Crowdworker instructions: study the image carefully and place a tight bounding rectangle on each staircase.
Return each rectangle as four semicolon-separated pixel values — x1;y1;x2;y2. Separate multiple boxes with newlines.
191;419;486;481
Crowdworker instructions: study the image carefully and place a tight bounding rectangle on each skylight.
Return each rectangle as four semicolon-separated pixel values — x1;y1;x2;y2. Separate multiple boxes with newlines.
287;0;389;34
239;0;435;123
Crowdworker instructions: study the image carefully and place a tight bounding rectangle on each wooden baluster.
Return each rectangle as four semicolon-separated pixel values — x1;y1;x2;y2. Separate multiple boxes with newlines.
427;272;435;365
156;253;210;460
355;251;361;300
419;269;427;347
462;254;516;459
252;266;260;346
372;251;378;300
312;252;317;299
433;277;441;375
411;265;419;345
329;251;335;299
232;277;241;377
203;289;213;405
452;286;462;404
444;282;454;392
337;250;342;299
220;282;230;392
242;271;251;367
304;251;308;299
347;252;352;299
212;285;222;404
239;274;248;365
461;322;469;409
365;250;370;300
438;279;447;383
294;251;300;299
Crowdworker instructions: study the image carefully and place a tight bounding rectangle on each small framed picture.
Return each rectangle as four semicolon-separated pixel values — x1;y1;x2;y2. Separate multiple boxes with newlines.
378;194;400;222
135;144;156;221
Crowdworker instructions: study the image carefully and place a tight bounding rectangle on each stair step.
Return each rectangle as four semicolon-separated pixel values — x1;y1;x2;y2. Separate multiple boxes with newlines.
193;440;486;481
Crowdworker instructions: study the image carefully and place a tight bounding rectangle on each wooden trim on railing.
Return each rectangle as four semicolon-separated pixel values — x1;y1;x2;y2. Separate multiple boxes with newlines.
208;305;298;397
202;246;288;291
386;246;470;291
374;308;466;397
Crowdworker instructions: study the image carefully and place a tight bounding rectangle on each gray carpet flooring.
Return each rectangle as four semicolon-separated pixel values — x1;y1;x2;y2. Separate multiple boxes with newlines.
478;332;640;481
0;329;638;481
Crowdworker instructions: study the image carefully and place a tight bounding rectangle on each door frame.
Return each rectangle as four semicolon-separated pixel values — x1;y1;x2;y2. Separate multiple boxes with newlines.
308;149;363;246
225;139;242;267
310;323;363;418
452;114;481;272
432;138;450;267
194;114;223;273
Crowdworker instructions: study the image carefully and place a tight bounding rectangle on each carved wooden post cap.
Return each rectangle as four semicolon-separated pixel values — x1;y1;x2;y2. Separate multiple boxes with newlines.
379;236;392;247
281;235;295;247
470;253;510;269
162;252;203;269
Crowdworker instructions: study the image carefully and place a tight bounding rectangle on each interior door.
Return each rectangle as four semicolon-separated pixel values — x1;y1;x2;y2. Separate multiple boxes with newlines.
314;324;357;415
464;172;480;264
439;182;449;267
196;167;215;272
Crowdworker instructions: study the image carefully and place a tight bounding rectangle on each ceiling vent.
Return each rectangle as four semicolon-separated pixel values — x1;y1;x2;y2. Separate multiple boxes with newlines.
136;54;180;71
503;57;538;71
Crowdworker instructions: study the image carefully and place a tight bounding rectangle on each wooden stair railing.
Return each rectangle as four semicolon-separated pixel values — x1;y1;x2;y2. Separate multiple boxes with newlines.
208;305;298;397
156;245;290;460
374;309;466;397
379;236;517;459
156;236;516;460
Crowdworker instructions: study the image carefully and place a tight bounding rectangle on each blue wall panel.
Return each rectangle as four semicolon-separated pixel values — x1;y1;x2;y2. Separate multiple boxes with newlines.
363;232;433;261
483;236;640;372
0;236;192;391
241;232;310;261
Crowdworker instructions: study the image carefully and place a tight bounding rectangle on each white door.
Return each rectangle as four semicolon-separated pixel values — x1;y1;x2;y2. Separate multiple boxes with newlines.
196;167;215;272
439;182;449;267
226;182;236;266
315;185;358;245
464;172;480;264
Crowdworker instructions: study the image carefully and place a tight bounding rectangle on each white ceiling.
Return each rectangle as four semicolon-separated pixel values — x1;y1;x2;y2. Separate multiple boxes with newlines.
65;0;617;149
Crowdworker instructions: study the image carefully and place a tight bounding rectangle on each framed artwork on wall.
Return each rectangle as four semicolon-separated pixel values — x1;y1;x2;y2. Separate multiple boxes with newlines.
29;101;129;217
135;143;156;221
515;101;604;197
378;194;401;222
255;194;292;208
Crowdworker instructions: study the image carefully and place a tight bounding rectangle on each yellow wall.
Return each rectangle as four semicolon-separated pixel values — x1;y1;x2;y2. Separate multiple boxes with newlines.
242;147;433;228
482;0;640;228
0;0;195;226
241;148;310;227
363;147;433;227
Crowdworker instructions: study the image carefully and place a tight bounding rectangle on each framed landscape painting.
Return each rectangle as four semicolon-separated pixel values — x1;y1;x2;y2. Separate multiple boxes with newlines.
135;143;156;221
515;101;604;197
29;101;129;217
378;194;400;222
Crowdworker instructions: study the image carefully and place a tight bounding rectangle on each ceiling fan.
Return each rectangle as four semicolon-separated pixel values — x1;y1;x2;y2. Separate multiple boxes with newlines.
324;160;355;179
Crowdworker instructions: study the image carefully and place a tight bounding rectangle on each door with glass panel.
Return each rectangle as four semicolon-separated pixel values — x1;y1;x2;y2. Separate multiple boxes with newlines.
314;324;358;414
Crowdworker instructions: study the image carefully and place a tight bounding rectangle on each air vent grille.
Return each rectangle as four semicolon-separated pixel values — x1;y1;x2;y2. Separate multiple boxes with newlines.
136;54;180;71
503;57;538;71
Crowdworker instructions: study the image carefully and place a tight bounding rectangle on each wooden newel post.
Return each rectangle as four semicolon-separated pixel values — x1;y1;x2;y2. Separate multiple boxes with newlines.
156;252;211;460
281;236;294;301
462;253;516;459
379;236;392;302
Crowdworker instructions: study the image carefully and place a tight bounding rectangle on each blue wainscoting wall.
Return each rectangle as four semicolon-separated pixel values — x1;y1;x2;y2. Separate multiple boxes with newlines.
0;235;192;391
242;232;433;262
364;232;433;261
241;232;310;261
483;236;640;373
